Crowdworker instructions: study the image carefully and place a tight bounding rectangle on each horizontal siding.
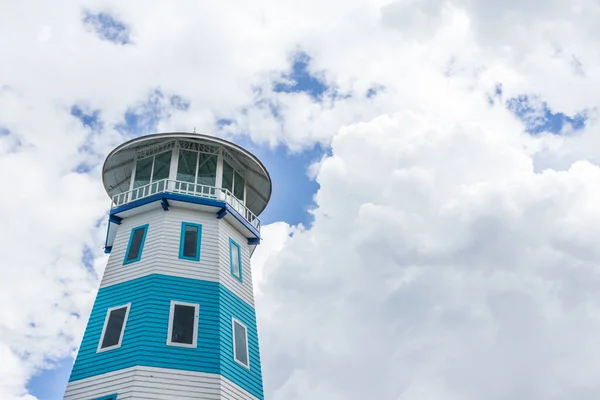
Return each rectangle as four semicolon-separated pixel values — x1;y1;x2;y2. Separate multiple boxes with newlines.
64;367;137;399
221;375;260;400
69;274;263;399
218;286;264;398
101;208;221;288
65;366;258;400
159;209;220;281
218;219;255;306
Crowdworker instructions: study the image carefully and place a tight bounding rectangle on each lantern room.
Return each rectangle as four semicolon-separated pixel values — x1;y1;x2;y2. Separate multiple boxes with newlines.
101;133;272;254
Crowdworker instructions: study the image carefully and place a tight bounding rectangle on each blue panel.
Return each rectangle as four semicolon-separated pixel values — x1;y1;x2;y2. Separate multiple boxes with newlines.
178;222;202;262
229;239;243;282
217;207;228;219
104;224;112;254
123;224;149;265
109;215;122;225
69;274;263;399
161;198;170;211
247;237;260;246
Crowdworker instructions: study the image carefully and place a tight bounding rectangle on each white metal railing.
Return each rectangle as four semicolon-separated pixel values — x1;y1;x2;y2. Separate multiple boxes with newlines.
111;179;261;231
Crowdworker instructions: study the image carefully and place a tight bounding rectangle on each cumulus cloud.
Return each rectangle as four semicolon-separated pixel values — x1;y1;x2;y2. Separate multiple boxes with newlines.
256;111;600;399
2;0;600;398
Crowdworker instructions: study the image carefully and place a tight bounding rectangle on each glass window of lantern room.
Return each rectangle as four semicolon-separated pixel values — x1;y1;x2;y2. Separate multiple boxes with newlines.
152;151;172;192
132;151;172;194
177;150;197;185
234;170;245;201
197;152;217;187
222;160;245;202
152;151;172;181
133;156;153;189
222;160;234;193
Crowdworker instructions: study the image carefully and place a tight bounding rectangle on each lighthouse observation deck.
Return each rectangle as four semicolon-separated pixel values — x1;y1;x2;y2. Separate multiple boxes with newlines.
111;178;261;230
101;133;272;251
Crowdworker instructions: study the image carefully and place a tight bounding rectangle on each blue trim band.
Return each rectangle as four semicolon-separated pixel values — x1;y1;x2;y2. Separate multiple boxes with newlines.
109;192;260;239
229;238;243;283
123;224;149;265
109;215;122;225
178;222;202;262
110;192;165;214
161;198;170;211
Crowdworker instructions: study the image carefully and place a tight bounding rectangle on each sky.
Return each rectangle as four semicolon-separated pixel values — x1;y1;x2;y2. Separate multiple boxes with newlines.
3;0;600;399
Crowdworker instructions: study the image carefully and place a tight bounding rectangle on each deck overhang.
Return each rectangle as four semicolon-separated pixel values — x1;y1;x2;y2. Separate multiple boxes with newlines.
104;192;260;254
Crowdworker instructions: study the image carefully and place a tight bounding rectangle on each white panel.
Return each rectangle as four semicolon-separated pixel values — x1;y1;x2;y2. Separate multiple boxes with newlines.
218;219;255;306
221;376;260;400
63;366;259;400
101;206;258;310
63;367;137;399
100;208;221;288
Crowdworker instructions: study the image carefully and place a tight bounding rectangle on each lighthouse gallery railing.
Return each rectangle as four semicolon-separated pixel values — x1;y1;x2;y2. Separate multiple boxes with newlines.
110;179;260;231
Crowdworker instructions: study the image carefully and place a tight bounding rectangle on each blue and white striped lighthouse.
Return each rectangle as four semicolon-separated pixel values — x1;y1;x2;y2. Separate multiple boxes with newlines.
64;133;271;400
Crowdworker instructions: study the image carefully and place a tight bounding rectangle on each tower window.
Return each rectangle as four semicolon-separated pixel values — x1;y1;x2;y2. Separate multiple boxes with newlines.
232;318;250;369
179;222;202;261
229;239;242;282
94;395;117;400
97;304;131;353
123;224;148;264
167;301;199;348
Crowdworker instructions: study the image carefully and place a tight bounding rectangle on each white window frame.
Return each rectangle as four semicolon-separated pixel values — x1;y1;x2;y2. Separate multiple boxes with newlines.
167;300;199;348
97;303;131;353
232;317;250;369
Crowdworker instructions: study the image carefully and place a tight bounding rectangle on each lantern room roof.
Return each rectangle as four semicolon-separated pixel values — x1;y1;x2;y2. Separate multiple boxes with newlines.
102;132;272;217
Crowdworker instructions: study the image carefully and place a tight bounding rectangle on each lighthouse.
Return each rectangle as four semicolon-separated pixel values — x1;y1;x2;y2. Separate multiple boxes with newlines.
64;133;271;400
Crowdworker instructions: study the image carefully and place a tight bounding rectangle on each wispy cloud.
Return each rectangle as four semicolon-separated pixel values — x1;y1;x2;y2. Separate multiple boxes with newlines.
115;89;190;136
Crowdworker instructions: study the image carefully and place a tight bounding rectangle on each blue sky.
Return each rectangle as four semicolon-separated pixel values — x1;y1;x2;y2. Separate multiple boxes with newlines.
21;7;591;400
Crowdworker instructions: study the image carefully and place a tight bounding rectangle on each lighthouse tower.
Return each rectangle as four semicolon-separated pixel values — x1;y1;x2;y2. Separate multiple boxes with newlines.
64;133;271;400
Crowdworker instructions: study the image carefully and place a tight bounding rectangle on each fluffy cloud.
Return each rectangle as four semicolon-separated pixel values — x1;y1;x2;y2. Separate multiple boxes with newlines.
255;111;600;399
2;0;600;398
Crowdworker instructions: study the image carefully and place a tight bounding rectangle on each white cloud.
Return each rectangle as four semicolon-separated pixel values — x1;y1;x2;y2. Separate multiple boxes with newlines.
255;111;600;399
251;222;300;296
2;0;600;398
